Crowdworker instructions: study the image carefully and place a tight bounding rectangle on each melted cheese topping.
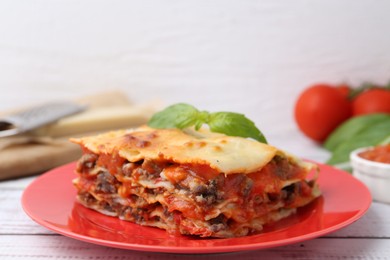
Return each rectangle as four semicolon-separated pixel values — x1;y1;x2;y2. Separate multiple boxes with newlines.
71;125;281;174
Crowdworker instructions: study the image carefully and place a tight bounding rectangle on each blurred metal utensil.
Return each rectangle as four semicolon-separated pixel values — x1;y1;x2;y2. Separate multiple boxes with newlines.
0;102;87;137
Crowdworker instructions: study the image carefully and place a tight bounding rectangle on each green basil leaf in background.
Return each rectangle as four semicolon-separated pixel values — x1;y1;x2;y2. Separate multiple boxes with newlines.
324;113;390;152
380;135;390;145
208;112;267;143
148;103;200;129
326;116;390;165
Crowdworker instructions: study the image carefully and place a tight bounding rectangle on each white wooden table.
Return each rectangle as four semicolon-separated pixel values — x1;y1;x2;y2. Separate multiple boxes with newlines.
0;119;389;259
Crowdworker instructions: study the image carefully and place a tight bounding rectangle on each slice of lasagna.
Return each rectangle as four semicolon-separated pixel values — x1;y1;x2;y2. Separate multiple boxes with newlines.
71;126;320;238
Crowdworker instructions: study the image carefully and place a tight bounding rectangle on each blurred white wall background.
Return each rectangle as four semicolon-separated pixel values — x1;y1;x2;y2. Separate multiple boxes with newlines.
0;0;389;153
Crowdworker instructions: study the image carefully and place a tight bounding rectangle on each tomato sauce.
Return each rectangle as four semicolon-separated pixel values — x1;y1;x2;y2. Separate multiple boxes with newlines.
183;164;220;181
97;152;126;175
358;144;390;164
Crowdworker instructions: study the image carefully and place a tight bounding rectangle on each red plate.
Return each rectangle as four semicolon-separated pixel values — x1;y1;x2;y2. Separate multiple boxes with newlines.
22;162;371;254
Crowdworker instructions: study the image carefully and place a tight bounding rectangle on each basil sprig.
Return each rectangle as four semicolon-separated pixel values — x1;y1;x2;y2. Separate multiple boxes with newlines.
324;113;390;168
148;103;267;143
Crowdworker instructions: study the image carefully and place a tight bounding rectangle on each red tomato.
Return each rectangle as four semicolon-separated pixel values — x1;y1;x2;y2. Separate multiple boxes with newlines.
352;88;390;116
294;84;352;142
335;84;351;98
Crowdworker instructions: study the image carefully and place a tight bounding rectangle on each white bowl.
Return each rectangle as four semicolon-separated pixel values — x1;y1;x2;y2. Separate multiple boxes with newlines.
350;146;390;204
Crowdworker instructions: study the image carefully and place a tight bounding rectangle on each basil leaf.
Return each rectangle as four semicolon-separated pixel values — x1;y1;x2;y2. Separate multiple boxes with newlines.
194;111;210;130
148;103;199;129
324;113;390;151
147;103;267;144
326;116;390;165
208;112;267;143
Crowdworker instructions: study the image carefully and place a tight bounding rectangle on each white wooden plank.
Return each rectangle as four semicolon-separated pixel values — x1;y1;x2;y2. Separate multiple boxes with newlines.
0;235;389;260
0;175;36;189
0;189;52;234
